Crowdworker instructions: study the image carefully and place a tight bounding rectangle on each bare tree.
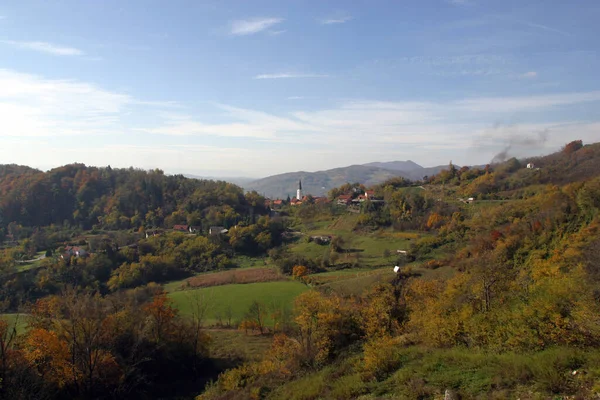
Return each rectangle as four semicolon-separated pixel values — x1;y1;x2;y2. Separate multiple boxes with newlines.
246;301;266;335
225;303;233;328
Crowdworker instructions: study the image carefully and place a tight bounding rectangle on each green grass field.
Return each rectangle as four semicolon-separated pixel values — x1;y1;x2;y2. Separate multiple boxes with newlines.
0;313;30;335
290;216;417;268
232;255;271;269
169;281;309;326
15;251;47;273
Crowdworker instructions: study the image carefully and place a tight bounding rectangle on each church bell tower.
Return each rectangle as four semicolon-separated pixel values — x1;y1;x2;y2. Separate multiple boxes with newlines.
297;179;302;200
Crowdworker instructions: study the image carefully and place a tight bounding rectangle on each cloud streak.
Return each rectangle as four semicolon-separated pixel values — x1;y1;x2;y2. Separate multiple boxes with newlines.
320;16;353;25
230;17;283;35
254;73;328;79
0;69;174;137
519;71;538;79
0;40;84;56
1;68;599;175
448;0;475;6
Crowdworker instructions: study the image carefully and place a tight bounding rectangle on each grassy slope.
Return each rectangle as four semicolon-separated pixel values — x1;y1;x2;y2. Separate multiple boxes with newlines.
169;281;308;325
15;251;47;273
208;329;273;362
290;215;419;268
0;313;29;335
265;346;597;400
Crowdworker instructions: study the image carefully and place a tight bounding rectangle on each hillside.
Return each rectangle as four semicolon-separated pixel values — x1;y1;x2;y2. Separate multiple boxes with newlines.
364;160;450;180
184;174;255;188
244;164;405;198
244;162;451;198
0;163;267;231
2;141;600;400
199;140;600;400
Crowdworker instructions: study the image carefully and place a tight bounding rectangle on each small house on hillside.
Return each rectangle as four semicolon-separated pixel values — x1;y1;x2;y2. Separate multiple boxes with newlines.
527;163;535;169
337;194;353;206
209;226;228;236
173;224;189;232
62;246;88;259
365;190;376;199
189;226;201;233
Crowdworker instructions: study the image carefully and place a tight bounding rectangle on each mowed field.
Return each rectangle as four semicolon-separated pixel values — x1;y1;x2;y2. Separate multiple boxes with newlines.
168;281;308;326
165;267;284;291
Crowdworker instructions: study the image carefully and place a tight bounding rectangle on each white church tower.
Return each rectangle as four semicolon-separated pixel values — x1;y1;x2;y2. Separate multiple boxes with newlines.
297;179;303;200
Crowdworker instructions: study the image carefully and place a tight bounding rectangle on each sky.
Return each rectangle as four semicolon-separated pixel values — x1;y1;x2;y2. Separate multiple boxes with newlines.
1;0;599;178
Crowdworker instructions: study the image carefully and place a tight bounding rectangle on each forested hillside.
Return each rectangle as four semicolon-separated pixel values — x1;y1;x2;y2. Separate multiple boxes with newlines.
198;141;600;400
0;163;267;233
1;142;600;399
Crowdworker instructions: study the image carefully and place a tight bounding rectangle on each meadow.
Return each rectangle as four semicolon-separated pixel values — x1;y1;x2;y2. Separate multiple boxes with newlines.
168;281;308;326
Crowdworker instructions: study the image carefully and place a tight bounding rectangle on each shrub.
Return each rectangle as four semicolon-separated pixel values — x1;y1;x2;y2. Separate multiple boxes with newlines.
361;336;403;381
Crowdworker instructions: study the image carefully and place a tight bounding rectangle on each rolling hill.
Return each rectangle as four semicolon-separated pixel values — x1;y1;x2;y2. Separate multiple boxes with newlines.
243;162;450;198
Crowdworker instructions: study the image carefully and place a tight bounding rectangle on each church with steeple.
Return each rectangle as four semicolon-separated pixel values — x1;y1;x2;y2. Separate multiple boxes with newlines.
297;179;303;200
265;178;330;208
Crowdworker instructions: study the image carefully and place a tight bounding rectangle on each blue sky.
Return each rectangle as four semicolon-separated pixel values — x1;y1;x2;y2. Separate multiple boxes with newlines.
1;0;599;177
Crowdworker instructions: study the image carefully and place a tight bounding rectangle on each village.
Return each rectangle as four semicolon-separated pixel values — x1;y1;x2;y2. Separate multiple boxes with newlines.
265;179;385;209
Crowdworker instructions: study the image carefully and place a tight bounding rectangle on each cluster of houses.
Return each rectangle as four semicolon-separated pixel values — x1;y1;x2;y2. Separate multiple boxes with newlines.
266;180;385;209
60;245;88;260
336;189;383;206
172;224;228;236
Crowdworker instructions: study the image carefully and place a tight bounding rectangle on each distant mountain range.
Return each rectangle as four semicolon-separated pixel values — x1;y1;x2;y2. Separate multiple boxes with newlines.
242;161;450;199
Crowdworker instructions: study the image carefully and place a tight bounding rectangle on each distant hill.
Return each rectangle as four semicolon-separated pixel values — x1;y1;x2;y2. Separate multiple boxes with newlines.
244;165;406;199
244;161;451;198
363;160;422;172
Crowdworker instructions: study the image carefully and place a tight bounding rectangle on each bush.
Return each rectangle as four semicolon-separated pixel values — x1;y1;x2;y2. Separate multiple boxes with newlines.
361;336;404;381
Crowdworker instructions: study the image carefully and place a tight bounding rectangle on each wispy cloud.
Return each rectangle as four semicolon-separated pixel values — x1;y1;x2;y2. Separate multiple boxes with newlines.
287;96;305;100
140;91;600;151
492;16;573;37
520;21;572;37
0;40;84;56
448;0;475;6
230;17;283;36
392;54;508;77
254;73;328;79
320;16;353;25
0;69;172;137
268;30;286;36
2;67;599;175
519;71;538;79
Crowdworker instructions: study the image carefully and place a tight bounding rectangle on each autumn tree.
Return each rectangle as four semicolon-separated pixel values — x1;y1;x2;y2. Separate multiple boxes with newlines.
562;140;583;154
144;290;178;343
246;301;266;335
292;265;309;284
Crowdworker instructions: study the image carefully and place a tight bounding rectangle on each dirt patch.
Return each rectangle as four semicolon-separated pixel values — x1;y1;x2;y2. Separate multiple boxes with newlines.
186;268;285;288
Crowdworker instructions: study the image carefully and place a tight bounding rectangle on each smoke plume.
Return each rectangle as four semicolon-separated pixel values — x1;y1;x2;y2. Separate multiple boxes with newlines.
487;124;549;164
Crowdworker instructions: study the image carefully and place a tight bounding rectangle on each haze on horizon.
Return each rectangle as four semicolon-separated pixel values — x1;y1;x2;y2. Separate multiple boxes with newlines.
1;0;599;178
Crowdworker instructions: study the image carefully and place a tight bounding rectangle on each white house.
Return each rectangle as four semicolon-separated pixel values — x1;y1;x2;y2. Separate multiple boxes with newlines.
209;226;229;236
527;163;535;169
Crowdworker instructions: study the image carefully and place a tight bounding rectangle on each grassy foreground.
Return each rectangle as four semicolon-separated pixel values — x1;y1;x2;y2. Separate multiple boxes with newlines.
207;345;600;400
169;281;308;326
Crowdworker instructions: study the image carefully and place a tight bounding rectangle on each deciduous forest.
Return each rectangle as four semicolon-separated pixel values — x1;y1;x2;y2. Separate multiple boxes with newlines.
1;141;600;399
